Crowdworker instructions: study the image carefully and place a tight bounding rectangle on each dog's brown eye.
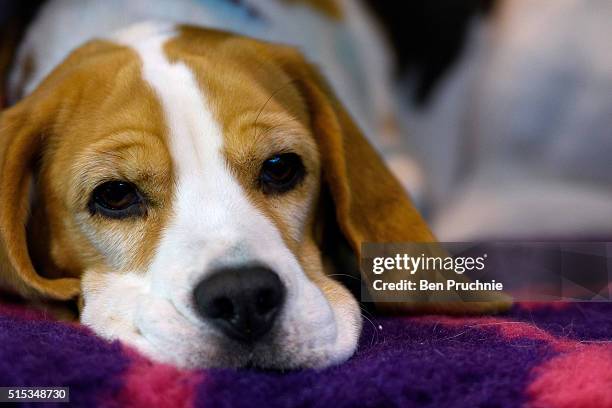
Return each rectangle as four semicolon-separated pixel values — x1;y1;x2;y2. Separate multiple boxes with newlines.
259;153;305;194
89;181;145;219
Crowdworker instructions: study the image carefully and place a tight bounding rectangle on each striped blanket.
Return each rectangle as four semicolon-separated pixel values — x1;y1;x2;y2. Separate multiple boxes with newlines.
0;302;610;407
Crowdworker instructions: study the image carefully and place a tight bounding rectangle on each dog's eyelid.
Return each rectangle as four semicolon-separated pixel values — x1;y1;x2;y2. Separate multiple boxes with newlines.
258;152;306;195
88;203;148;220
87;179;150;220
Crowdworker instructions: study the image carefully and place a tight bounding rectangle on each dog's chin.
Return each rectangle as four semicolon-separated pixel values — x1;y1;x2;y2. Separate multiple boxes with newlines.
81;271;363;370
133;296;362;370
132;331;360;371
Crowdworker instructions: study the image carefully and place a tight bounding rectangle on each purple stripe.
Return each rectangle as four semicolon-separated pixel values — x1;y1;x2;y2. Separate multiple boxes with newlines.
196;317;555;408
0;314;130;407
1;303;609;407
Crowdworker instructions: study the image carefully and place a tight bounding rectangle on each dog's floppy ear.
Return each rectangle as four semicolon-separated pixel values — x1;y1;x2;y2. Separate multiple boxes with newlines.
0;40;119;302
274;49;434;240
0;96;80;301
273;48;510;314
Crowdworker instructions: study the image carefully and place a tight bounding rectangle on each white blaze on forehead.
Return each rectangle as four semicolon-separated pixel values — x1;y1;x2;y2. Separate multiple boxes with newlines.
86;22;361;369
113;22;218;174
112;22;256;249
110;22;306;297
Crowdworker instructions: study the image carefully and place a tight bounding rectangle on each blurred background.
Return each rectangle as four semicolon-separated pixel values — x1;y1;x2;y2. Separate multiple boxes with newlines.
380;0;612;241
1;0;611;241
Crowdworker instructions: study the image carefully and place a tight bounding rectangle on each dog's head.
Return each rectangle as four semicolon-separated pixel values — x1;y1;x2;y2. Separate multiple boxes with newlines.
0;23;435;369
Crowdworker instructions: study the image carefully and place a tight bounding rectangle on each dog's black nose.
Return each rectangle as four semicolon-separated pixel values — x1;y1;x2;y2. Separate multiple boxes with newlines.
193;266;286;343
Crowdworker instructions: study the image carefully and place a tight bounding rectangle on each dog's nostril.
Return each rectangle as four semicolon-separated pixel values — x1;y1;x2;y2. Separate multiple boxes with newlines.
210;296;235;320
193;265;286;343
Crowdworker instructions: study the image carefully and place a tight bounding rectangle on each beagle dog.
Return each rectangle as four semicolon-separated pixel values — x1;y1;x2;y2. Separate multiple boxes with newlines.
0;0;505;369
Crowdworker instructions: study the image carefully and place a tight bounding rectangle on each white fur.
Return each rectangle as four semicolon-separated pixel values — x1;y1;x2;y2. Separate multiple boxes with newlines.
81;22;360;368
12;0;423;225
9;0;396;147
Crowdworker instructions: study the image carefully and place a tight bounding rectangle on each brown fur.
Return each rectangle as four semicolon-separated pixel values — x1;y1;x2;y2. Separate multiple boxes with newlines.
0;40;174;303
279;0;343;20
0;27;509;318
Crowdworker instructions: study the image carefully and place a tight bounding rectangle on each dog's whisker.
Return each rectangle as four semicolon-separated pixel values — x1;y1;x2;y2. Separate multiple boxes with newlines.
326;273;360;281
358;304;375;319
253;79;298;140
360;311;380;347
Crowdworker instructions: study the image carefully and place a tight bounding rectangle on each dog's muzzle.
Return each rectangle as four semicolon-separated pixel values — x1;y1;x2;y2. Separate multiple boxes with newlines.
193;265;286;343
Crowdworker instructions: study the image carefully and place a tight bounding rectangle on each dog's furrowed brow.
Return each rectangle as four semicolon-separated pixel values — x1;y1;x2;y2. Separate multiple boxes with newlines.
92;139;148;159
71;133;171;195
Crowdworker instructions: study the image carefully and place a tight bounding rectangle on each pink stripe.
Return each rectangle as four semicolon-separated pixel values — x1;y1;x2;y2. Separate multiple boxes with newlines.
409;306;612;407
416;315;583;354
113;347;203;408
411;315;562;344
527;345;612;408
0;303;53;321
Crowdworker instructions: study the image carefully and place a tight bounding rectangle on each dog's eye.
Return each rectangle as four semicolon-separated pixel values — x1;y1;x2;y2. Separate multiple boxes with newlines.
259;153;305;194
89;181;145;219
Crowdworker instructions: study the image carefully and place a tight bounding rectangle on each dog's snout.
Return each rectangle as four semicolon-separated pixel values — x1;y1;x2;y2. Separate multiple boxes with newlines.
193;266;286;343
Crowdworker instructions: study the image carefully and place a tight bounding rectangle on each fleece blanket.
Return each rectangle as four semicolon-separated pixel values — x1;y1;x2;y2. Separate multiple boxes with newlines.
0;302;611;408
